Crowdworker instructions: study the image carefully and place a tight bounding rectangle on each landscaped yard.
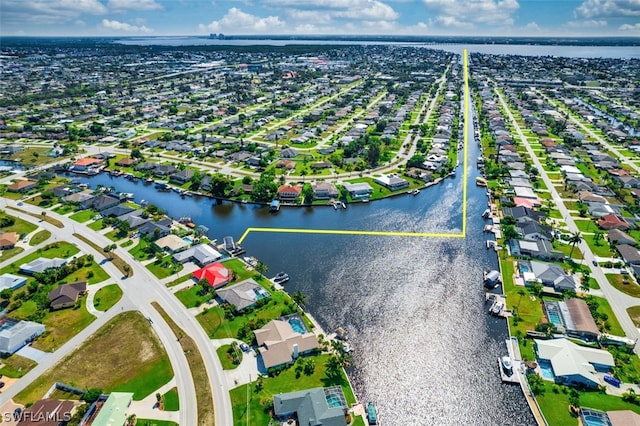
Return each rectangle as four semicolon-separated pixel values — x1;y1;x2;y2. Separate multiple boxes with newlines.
135;420;177;426
162;387;179;411
93;284;123;311
0;246;24;262
216;344;242;370
582;234;612;257
69;209;97;223
222;258;257;282
0;354;37;378
30;298;96;352
15;311;174;405
147;254;183;279
129;239;156;261
175;285;214;308
167;273;194;287
0;213;37;236
230;353;355;426
574;219;598;233
590;296;624;336
0;241;79;275
87;219;105;231
64;256;110;284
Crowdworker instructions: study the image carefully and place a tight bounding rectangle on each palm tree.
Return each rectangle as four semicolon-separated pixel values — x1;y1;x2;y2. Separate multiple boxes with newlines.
255;260;268;275
292;291;308;307
593;231;604;246
568;231;582;258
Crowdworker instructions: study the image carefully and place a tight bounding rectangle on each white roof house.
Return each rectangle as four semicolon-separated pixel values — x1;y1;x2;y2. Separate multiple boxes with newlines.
342;182;373;198
535;338;614;389
0;319;45;355
19;258;66;275
0;274;27;292
173;244;222;266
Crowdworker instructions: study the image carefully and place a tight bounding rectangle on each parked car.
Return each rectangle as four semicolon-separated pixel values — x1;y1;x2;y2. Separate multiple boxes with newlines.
240;343;250;352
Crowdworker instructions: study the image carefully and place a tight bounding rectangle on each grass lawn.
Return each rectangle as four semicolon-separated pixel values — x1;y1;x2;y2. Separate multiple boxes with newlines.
216;344;242;370
221;258;256;282
87;219;105;231
29;229;51;245
129;239;156;261
162;387;180;411
552;241;584;260
583;235;612;257
69;209;96;223
167;274;194;287
73;233;132;278
175;285;213;308
200;289;295;341
29;298;96;352
52;204;76;215
0;354;37;378
606;273;640;298
93;284;123;311
590;296;624;336
64;258;110;284
536;381;640;426
574;219;598;233
15;311;174;405
147;255;183;279
0;241;79;275
0;246;24;262
0;214;38;236
230;354;355;426
628;306;640;328
105;229;127;242
120;240;133;248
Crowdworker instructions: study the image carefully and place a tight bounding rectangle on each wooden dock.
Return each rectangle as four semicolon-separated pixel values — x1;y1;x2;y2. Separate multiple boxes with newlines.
499;339;521;384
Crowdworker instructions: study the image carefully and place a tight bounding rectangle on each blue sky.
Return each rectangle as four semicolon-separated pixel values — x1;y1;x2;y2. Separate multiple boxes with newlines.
1;0;639;37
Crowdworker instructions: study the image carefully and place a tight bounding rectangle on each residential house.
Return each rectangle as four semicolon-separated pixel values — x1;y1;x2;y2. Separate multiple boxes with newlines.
20;258;66;275
273;388;347;426
153;164;177;177
277;184;302;202
608;229;636;246
342;182;373;199
71;157;103;171
521;260;576;292
90;392;134;426
598;214;630;231
503;206;545;224
0;232;19;249
516;222;553;241
513;239;563;260
83;194;120;212
254;319;319;369
154;234;190;253
114;157;137;167
0;273;27;292
62;189;94;204
279;148;298;158
137;220;171;240
192;262;231;289
7;179;36;193
374;174;409;191
535;338;614;389
48;281;87;310
173;244;222;266
17;399;75;426
587;202;617;217
616;244;640;265
311;182;339;200
169;169;195;184
0;318;45;355
217;279;270;311
560;298;601;341
101;205;135;218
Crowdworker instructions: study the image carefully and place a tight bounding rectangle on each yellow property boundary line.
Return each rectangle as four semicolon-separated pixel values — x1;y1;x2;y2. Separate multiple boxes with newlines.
238;49;470;245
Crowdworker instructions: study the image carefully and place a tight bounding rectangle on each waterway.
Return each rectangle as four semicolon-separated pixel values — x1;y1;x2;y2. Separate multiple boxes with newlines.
73;103;534;424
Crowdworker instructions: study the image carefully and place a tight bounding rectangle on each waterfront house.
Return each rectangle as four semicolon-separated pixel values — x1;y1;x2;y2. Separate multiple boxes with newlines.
277;184;302;202
342;182;373;199
597;213;630;231
523;260;577;292
515;222;553;241
7;179;36;193
137;220;171;240
311;182;339;200
154;234;190;254
535;338;614;389
561;298;600;341
374;174;409;191
217;279;270;311
273;387;347;426
62;189;94;204
255;319;319;369
502;206;546;224
115;157;137;167
192;262;231;289
153;164;177;177
101;205;135;218
48;281;87;310
173;244;222;266
169;169;195;184
82;194;120;212
71;157;103;172
513;239;563;260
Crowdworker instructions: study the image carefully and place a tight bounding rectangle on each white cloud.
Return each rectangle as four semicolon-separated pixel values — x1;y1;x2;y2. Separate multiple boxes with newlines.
75;19;87;27
523;21;540;31
102;19;153;32
423;0;520;26
574;0;640;19
1;0;106;24
268;0;399;21
619;22;640;30
199;8;285;34
565;19;608;27
107;0;163;11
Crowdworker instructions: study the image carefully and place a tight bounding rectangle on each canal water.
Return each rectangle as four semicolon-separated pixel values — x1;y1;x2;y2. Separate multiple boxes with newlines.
74;114;534;425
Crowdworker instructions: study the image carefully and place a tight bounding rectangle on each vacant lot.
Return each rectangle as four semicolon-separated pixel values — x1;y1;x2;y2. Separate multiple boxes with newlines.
15;311;173;405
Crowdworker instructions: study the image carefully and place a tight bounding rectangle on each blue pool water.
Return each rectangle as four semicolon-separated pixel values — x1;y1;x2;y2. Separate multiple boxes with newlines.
326;394;342;408
539;360;555;380
547;310;562;325
254;288;269;300
289;318;307;334
581;409;612;426
518;263;530;274
182;236;193;244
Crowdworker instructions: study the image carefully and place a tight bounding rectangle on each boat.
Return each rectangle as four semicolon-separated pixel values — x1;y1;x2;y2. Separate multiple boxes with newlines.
501;356;513;375
341;202;347;209
361;198;369;203
366;402;379;425
481;208;490;218
333;202;338;210
140;199;148;206
273;272;289;284
241;199;248;204
146;177;153;183
491;301;505;315
412;189;420;196
476;176;488;187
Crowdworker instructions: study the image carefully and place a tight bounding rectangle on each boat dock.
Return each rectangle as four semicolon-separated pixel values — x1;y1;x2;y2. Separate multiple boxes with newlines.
498;339;521;384
485;293;511;318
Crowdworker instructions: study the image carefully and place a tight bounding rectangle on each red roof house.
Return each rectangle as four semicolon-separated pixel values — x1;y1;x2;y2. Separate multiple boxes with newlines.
597;213;630;231
277;184;302;201
193;262;231;288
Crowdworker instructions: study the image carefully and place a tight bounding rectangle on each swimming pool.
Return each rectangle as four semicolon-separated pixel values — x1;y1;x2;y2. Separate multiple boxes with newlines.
544;301;564;328
288;317;307;334
518;262;531;274
538;360;555;381
182;236;193;245
581;409;612;426
326;394;343;408
253;287;269;300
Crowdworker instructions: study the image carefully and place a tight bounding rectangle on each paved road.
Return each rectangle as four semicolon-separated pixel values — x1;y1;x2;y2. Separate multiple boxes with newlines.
494;87;640;356
0;201;236;425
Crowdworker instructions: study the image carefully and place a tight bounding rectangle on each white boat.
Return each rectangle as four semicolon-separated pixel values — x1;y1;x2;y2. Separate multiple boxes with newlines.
341;202;347;209
501;356;513;374
273;272;289;284
491;301;504;315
